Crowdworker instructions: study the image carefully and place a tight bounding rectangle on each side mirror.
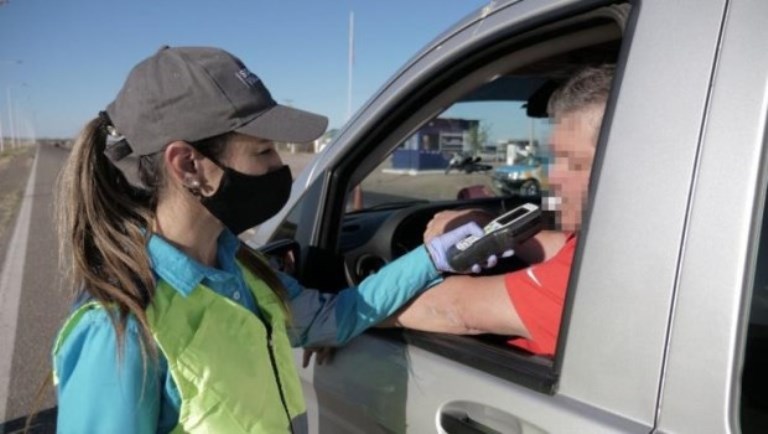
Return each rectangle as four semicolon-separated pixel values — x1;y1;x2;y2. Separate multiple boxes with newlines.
258;239;301;275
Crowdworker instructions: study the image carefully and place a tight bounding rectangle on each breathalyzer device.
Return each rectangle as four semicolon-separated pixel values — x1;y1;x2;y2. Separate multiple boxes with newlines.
446;203;542;272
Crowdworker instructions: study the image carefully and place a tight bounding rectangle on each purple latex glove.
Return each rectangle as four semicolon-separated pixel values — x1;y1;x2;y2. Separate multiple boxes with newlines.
426;222;509;273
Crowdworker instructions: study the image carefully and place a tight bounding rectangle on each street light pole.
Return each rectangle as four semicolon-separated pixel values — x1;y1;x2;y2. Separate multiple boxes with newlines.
0;60;23;148
6;86;15;148
347;11;354;122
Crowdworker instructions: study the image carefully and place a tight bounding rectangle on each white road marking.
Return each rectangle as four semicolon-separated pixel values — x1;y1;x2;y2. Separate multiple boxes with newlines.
0;147;39;421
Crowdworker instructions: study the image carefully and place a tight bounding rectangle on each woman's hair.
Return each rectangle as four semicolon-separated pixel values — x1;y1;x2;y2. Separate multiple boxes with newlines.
55;117;227;362
57;116;157;362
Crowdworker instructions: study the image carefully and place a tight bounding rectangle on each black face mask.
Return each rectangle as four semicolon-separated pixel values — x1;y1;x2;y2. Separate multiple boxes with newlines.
200;163;292;234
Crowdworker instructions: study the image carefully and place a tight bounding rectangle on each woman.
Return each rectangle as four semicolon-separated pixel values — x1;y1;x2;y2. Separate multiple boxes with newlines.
52;46;492;433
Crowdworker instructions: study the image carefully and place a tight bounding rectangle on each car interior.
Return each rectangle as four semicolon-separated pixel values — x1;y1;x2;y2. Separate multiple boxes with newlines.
270;4;629;392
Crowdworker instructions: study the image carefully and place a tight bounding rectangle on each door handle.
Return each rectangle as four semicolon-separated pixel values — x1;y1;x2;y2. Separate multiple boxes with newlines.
440;410;504;434
438;401;547;434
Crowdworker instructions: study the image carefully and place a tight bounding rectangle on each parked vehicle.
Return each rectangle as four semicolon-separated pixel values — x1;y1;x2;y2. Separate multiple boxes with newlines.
444;152;493;174
492;155;548;197
249;0;768;432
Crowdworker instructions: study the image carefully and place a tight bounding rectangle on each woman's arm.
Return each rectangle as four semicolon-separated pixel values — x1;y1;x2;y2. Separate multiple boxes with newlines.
279;211;519;348
54;310;161;434
280;246;441;348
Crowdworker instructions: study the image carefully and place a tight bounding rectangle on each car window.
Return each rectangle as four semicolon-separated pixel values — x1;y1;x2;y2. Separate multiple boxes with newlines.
327;8;627;391
346;96;552;212
284;3;632;392
268;167;327;247
740;189;768;432
270;196;301;242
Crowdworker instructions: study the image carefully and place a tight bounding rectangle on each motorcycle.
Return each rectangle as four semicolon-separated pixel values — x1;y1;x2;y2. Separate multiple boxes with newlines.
444;152;493;174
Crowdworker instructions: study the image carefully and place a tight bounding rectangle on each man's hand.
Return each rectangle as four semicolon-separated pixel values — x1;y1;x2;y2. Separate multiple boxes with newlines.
423;209;495;243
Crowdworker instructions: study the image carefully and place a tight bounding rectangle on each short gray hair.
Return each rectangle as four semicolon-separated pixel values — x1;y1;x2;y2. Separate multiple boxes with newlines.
547;64;615;125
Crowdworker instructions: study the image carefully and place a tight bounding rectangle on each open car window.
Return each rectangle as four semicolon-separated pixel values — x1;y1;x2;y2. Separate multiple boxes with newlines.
322;4;629;392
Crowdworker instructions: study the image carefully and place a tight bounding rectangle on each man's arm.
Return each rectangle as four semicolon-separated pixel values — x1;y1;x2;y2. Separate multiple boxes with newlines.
380;209;569;338
379;274;530;338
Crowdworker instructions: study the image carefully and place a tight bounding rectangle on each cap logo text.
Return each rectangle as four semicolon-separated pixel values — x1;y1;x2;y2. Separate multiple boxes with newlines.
236;68;261;88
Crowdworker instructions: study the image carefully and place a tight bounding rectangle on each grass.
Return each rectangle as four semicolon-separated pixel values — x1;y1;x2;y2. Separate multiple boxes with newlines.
0;189;21;238
0;146;32;160
0;146;33;173
0;146;33;236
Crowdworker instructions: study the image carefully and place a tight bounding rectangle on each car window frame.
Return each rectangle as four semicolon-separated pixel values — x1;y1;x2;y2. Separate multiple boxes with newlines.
302;3;632;392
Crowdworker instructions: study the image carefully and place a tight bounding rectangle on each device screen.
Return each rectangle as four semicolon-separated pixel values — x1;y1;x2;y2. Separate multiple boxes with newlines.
495;207;529;225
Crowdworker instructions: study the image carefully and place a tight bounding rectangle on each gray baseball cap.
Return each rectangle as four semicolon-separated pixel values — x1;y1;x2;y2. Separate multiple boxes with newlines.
104;46;327;182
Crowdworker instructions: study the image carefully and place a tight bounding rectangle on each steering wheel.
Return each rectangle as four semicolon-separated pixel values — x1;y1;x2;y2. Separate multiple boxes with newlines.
341;207;439;286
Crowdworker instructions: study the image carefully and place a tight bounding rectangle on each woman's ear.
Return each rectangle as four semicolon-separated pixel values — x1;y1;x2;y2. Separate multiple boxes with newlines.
165;141;203;195
164;141;223;197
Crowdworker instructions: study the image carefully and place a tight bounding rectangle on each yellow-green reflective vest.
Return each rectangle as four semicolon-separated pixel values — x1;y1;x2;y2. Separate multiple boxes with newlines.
53;263;306;434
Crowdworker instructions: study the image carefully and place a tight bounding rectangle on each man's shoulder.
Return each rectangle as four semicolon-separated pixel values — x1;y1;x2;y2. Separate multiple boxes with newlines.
515;230;572;264
504;231;576;285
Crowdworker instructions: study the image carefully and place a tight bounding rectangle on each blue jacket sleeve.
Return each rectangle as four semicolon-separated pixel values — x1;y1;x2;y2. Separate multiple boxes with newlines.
280;245;441;347
54;310;160;434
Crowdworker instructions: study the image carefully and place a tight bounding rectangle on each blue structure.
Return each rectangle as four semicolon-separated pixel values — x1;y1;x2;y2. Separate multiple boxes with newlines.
392;149;448;170
391;117;478;171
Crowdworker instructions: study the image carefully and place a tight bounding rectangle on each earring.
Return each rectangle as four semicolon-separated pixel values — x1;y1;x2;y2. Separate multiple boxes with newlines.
183;176;202;197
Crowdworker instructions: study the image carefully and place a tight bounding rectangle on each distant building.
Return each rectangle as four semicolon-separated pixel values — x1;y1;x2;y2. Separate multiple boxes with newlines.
390;117;480;172
400;118;479;153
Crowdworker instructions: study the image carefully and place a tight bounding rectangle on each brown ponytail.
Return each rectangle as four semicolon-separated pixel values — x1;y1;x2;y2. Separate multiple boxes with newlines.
55;117;158;362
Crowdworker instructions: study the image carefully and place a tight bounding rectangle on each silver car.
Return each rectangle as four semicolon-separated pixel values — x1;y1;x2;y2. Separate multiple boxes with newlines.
249;0;768;432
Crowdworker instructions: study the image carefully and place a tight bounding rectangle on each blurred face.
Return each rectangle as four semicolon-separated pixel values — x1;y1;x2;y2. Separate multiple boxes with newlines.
547;108;600;232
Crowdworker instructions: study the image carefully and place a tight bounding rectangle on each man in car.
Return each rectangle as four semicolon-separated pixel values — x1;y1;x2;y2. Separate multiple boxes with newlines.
383;65;614;357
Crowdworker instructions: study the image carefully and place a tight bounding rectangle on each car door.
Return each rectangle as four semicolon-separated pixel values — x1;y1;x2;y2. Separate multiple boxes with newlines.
654;0;768;432
250;0;729;432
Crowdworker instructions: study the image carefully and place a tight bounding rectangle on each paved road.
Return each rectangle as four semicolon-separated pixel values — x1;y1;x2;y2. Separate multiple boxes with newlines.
0;144;69;424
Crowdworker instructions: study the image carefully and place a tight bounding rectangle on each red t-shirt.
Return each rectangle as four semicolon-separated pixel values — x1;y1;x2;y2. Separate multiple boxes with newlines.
505;234;577;357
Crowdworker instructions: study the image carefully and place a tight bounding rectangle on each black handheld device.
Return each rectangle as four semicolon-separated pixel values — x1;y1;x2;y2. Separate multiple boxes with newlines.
446;203;542;272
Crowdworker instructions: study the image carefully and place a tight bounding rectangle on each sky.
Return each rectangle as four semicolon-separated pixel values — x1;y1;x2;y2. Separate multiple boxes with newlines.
0;0;491;139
